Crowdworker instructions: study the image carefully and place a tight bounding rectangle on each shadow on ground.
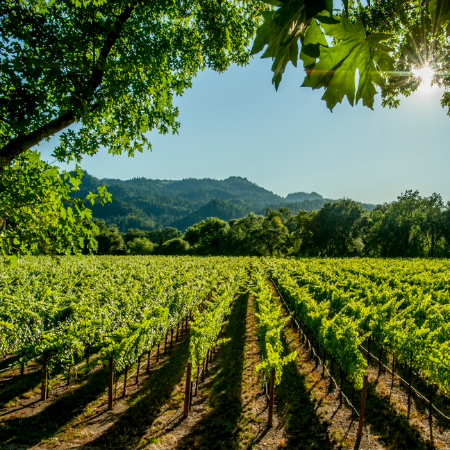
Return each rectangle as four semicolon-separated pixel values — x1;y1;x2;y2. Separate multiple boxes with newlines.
175;293;249;450
364;378;436;450
90;334;191;449
0;355;21;372
276;329;332;450
0;369;41;410
0;367;108;446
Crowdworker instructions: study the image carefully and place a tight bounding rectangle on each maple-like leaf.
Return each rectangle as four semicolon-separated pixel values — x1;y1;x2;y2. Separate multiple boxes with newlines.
251;0;333;89
299;16;328;69
302;13;394;110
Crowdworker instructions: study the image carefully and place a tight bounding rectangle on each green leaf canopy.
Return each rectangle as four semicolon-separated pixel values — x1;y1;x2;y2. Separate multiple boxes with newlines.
0;0;264;167
303;13;394;110
252;0;450;113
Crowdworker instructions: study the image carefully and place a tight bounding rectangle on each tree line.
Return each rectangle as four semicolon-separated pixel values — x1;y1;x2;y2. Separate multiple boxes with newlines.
94;190;450;258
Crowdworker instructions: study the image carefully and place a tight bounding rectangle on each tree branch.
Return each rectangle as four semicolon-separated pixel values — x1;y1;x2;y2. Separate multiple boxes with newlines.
0;111;77;168
90;4;136;91
0;3;137;168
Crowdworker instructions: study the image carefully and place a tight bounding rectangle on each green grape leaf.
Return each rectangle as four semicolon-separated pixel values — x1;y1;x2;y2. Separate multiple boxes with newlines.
251;0;333;90
300;18;329;68
302;13;394;110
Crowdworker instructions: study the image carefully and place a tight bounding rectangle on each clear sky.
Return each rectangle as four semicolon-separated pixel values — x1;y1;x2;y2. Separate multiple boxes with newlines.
39;55;450;205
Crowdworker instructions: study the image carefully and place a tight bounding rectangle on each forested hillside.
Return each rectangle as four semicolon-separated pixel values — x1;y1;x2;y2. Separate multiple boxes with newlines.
78;172;375;231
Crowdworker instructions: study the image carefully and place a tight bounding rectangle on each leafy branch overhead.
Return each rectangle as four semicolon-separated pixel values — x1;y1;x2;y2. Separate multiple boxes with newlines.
251;0;450;111
250;0;333;89
302;13;394;110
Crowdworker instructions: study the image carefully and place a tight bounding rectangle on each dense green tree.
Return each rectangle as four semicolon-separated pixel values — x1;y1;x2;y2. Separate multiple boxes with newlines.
420;193;446;257
158;238;190;255
292;209;315;254
442;205;450;252
94;220;126;254
123;226;180;247
184;222;204;247
184;217;230;254
253;215;290;256
126;237;155;255
265;207;295;232
0;0;263;167
197;217;230;254
373;191;423;257
162;227;182;241
227;213;264;255
0;152;110;262
123;228;149;244
295;200;365;256
327;200;366;256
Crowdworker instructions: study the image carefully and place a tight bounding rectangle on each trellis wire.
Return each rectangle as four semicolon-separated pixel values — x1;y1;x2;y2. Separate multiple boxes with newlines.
270;278;360;418
359;344;450;422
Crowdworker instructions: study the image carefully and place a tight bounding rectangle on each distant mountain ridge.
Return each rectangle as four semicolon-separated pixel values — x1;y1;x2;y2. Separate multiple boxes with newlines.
78;172;376;232
285;191;323;202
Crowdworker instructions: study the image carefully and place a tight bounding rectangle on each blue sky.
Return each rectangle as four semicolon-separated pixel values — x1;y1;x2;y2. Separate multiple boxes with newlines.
39;55;450;205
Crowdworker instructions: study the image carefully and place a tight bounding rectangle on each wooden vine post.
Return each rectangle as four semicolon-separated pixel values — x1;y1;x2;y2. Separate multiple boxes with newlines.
108;356;113;410
146;350;151;373
136;355;141;384
322;350;326;378
41;355;47;401
378;347;383;377
85;343;91;372
201;357;206;382
329;358;335;393
122;365;129;397
407;350;413;419
357;374;368;438
183;361;192;418
391;354;395;389
268;368;275;428
20;352;25;376
195;366;200;395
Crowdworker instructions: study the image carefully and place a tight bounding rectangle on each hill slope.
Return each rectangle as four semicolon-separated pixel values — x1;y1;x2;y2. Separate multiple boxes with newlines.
78;172;376;232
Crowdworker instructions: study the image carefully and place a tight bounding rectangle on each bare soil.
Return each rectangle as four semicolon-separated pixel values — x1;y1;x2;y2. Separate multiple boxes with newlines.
0;328;191;450
1;286;449;450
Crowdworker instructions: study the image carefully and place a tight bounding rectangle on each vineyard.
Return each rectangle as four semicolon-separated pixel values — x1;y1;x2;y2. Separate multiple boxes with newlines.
1;256;450;449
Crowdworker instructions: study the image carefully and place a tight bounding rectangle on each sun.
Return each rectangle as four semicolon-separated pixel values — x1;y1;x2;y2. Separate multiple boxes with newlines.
412;65;435;92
